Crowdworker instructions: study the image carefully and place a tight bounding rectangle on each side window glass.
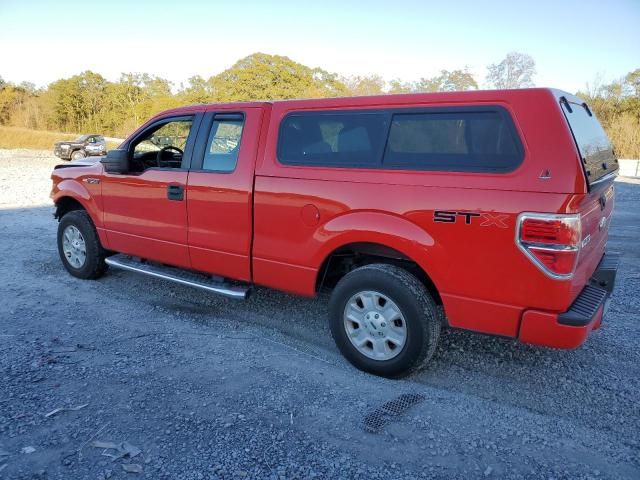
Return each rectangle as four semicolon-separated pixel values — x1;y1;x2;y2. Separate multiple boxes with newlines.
277;108;522;172
383;111;522;172
278;113;387;167
387;117;467;154
131;119;193;172
202;116;244;172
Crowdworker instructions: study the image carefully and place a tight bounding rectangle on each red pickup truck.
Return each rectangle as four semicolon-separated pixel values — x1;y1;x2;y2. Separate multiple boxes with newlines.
51;88;619;377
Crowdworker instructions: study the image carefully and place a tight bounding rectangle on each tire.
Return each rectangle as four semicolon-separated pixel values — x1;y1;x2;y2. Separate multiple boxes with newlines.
57;210;108;279
329;263;441;378
71;150;86;161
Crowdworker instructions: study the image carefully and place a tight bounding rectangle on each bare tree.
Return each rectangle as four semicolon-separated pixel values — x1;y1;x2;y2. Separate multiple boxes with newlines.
581;72;608;101
486;52;536;89
624;68;640;97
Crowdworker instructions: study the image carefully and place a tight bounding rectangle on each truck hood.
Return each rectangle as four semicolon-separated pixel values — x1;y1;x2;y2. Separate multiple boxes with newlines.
53;156;104;169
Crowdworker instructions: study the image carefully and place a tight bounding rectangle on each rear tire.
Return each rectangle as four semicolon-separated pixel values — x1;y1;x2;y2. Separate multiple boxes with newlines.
71;150;86;161
329;263;441;378
57;210;108;279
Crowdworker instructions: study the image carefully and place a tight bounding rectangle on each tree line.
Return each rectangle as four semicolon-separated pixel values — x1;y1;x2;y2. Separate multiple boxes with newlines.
0;51;638;157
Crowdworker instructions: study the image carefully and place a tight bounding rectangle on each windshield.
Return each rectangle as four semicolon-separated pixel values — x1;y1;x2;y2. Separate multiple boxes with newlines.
560;100;618;186
75;135;90;142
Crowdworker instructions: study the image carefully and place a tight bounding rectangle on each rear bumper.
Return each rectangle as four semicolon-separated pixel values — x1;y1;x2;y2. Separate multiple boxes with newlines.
518;252;619;349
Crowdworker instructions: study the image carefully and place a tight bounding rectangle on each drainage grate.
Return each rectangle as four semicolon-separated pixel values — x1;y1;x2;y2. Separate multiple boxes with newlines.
363;393;425;433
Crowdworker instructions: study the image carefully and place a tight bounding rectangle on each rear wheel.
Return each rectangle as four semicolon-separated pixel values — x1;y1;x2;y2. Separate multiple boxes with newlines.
57;210;107;279
329;263;441;378
71;150;86;161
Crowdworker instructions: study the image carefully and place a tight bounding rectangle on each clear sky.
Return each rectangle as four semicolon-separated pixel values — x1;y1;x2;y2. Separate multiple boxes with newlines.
1;0;638;92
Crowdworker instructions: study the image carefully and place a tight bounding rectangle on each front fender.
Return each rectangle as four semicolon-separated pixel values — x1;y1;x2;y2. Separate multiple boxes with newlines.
51;178;103;228
311;211;447;290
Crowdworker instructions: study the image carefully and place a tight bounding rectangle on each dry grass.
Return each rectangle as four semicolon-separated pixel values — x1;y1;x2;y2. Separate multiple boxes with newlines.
0;126;77;150
606;114;640;160
0;126;121;151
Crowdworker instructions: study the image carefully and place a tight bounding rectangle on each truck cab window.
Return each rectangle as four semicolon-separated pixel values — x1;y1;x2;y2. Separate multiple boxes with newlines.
202;117;244;172
130;119;193;172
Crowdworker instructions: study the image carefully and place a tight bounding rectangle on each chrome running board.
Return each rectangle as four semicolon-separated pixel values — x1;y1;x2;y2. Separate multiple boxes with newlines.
105;254;249;300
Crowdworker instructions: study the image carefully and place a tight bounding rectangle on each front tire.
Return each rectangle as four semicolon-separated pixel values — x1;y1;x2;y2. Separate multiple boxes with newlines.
57;210;107;279
329;264;441;378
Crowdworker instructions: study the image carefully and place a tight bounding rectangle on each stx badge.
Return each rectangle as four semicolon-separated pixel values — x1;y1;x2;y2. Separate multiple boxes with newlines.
434;211;508;228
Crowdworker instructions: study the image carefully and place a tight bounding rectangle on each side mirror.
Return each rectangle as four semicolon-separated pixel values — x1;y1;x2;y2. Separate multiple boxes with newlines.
101;149;129;174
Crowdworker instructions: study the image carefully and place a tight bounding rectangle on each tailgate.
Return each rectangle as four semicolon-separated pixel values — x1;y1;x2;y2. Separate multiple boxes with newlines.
576;182;614;279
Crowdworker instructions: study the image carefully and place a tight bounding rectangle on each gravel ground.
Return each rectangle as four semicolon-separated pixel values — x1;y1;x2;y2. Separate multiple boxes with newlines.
1;149;639;480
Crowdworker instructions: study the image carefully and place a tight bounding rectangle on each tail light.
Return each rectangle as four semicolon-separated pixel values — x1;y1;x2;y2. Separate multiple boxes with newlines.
516;213;582;279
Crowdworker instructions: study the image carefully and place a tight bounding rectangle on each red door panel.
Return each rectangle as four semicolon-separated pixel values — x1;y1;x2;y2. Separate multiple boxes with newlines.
186;108;264;280
186;173;252;280
102;170;191;268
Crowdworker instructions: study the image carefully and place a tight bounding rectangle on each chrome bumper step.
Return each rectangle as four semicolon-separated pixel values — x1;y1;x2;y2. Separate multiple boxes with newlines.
105;255;249;300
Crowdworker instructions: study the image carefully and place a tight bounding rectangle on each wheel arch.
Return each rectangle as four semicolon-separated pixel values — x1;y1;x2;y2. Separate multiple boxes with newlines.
54;196;85;220
54;190;111;252
316;241;443;305
312;212;445;305
52;180;103;229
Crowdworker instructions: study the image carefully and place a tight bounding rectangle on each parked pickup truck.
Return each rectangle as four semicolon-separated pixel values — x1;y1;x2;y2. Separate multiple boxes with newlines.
54;134;106;161
50;89;619;377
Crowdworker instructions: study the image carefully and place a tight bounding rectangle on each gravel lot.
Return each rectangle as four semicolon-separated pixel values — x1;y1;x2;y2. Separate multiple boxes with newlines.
1;149;639;480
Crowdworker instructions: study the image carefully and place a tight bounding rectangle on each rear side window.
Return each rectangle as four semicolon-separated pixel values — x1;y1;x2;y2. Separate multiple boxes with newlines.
385;111;521;172
560;99;618;185
278;112;388;166
202;115;245;172
277;107;523;172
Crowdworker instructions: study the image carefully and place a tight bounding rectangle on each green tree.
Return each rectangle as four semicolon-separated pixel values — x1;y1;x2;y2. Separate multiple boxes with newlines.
0;85;20;124
179;75;216;103
387;79;414;94
343;75;385;96
210;53;348;101
102;73;147;133
438;69;478;91
46;71;108;132
386;69;479;94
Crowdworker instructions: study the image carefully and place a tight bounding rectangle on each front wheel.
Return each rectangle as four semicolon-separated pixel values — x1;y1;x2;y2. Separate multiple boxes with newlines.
57;210;108;279
329;264;441;378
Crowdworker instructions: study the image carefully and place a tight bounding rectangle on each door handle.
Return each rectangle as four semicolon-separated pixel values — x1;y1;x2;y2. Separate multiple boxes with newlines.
167;184;184;201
